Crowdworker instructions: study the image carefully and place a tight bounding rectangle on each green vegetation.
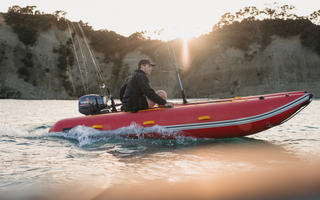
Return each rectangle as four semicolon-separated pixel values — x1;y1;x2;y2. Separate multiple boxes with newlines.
17;52;34;82
180;4;320;68
62;79;73;96
53;39;75;96
4;4;320;63
33;80;37;86
4;5;68;46
86;29;150;62
53;38;74;71
17;67;30;77
0;85;21;99
140;39;163;60
73;24;163;77
0;86;21;99
12;25;38;46
0;42;8;66
69;23;163;96
216;5;320;51
74;85;85;97
214;15;319;52
21;52;33;67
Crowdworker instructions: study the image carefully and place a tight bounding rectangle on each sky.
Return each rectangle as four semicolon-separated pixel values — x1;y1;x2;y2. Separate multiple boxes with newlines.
1;0;320;40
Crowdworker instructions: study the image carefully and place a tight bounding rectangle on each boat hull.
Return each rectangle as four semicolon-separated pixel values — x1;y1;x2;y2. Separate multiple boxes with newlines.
49;91;312;139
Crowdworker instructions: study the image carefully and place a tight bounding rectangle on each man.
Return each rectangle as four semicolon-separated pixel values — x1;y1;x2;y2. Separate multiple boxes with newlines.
119;59;174;112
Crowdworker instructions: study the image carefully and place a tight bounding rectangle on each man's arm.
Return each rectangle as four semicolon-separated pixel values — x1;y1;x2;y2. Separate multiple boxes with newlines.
136;74;167;105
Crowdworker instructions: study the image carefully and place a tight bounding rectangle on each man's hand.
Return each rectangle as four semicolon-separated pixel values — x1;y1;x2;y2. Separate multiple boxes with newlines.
165;102;175;107
158;102;174;108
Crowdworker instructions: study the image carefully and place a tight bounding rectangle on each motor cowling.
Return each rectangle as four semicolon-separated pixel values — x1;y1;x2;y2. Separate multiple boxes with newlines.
79;94;108;115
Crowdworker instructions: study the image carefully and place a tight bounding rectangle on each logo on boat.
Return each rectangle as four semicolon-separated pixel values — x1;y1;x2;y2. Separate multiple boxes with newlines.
80;101;90;106
79;98;91;106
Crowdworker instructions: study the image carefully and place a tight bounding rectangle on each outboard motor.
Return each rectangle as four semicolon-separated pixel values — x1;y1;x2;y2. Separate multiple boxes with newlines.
79;94;108;115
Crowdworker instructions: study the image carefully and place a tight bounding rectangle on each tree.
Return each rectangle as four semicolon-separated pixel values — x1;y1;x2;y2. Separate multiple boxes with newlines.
235;6;260;21
34;10;41;15
20;6;37;15
129;31;146;40
12;25;38;45
217;12;235;27
54;10;67;20
8;5;21;13
309;10;320;25
154;28;164;35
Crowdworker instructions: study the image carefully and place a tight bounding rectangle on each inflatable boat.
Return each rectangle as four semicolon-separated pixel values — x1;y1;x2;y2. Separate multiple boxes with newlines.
49;91;313;139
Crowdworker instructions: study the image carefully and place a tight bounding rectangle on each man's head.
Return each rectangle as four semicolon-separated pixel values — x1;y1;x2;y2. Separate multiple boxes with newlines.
138;59;155;76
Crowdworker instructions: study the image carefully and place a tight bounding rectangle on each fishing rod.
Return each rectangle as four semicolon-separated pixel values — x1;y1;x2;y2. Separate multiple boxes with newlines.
166;41;188;104
74;22;118;112
155;41;188;104
67;20;88;95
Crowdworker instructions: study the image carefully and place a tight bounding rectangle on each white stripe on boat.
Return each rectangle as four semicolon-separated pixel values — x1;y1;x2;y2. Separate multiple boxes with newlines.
165;94;309;131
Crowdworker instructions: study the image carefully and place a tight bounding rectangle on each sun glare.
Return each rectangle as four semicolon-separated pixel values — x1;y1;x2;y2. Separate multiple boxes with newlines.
181;38;190;70
160;25;196;70
159;24;204;42
158;25;194;70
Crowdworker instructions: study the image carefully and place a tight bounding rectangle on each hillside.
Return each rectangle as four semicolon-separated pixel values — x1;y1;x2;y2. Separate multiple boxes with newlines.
0;5;320;99
182;35;320;98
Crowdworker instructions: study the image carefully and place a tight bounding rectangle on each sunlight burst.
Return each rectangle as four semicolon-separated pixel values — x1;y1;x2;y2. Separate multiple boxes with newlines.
159;24;204;41
181;38;190;70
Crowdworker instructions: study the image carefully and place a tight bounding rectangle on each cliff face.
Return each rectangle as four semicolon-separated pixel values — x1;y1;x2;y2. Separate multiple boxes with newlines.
0;14;75;99
0;14;119;99
182;35;320;98
0;12;319;100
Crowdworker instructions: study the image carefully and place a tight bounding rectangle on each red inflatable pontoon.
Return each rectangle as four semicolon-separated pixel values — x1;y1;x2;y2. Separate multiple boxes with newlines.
49;91;313;139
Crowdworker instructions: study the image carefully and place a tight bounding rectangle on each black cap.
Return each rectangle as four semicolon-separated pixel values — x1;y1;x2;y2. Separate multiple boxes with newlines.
138;59;155;67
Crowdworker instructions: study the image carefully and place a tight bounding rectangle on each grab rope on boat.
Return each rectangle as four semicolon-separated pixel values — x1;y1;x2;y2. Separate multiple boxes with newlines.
274;97;312;126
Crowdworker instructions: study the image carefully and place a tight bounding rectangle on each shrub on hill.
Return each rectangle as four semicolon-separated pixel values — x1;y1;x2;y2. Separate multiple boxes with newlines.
187;4;320;68
4;5;68;46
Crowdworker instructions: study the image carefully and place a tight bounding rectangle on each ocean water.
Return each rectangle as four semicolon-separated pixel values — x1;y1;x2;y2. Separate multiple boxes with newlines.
0;99;319;195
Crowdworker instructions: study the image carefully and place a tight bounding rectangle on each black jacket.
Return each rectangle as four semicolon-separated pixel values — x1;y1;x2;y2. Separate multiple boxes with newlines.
119;70;167;112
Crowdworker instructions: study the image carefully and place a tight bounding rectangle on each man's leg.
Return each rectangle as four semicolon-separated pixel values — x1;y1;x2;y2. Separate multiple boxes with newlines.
146;90;167;108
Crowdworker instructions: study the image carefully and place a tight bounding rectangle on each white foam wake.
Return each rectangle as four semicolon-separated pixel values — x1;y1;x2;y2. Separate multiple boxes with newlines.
0;122;198;147
0;123;28;136
0;123;51;137
46;122;197;147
